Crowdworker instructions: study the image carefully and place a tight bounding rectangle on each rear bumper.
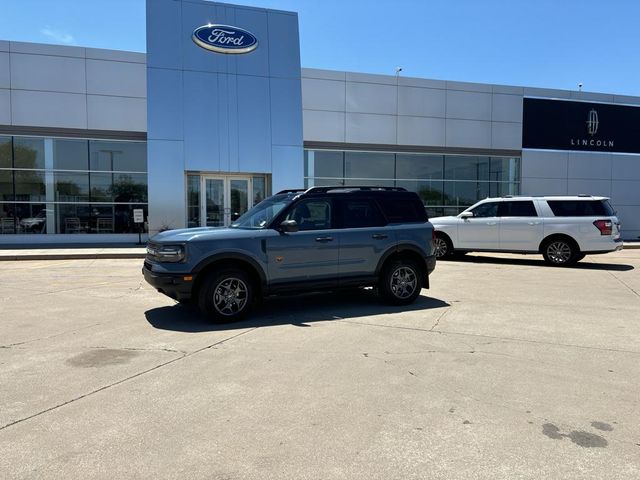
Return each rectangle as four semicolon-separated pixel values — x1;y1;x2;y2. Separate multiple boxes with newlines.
423;254;436;289
142;264;194;301
582;238;623;255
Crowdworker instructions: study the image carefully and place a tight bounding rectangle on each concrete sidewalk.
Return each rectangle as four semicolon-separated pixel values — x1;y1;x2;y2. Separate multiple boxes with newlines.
0;241;638;261
0;247;146;261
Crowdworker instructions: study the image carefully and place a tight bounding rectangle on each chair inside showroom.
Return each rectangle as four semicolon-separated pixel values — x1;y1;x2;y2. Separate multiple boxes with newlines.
65;217;82;234
0;217;15;234
96;217;114;233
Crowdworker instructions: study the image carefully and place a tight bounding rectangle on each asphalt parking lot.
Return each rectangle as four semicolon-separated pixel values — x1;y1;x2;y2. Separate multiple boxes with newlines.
1;251;639;479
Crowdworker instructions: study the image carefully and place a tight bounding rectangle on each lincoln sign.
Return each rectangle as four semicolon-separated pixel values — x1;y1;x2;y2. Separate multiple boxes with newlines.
522;98;640;154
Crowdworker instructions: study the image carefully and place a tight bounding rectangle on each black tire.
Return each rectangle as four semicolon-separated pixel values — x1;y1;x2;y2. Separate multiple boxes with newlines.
542;237;579;266
433;233;453;259
574;253;586;263
379;259;422;305
198;268;254;322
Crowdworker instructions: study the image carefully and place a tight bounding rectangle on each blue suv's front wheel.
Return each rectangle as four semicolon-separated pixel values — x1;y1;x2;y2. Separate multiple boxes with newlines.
379;259;422;305
198;268;254;322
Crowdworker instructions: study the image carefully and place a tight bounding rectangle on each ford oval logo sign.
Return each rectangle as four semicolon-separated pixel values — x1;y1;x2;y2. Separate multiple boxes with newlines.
192;24;258;54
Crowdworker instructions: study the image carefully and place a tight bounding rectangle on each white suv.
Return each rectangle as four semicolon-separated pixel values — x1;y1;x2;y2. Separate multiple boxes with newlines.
431;195;622;266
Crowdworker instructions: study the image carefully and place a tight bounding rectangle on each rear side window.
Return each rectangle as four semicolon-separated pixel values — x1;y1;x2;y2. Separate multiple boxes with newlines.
377;195;428;223
547;200;614;217
499;201;537;217
341;199;386;228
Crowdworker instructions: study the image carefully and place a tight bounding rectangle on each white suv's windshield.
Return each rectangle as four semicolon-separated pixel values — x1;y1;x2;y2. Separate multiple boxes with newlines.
230;194;293;229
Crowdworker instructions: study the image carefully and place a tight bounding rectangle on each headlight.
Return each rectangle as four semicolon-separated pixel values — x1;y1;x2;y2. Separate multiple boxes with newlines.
147;244;185;263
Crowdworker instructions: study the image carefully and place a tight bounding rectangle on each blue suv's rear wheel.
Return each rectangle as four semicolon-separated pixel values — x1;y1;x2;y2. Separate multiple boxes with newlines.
198;268;254;322
379;259;422;305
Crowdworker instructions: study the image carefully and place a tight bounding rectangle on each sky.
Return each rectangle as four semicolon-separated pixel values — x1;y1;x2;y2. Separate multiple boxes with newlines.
1;0;639;96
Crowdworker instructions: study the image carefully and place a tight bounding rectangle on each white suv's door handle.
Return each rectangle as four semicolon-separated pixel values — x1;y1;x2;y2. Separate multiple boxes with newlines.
486;221;497;226
528;221;541;225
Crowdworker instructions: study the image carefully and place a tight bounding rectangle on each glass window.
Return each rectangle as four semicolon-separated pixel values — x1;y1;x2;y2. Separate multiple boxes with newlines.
285;199;332;230
307;150;344;179
1;203;17;234
377;195;428;223
111;173;147;202
345;152;394;180
396;154;444;180
55;172;89;202
341;199;386;228
113;204;148;233
444;156;490;181
56;203;91;234
396;179;444;206
187;175;200;228
443;181;484;207
0;136;11;168
0;170;13;201
470;202;499;218
490;157;520;182
16;204;48;234
54;139;88;170
89;141;146;172
547;200;614;217
252;176;266;205
499;201;537;217
15;170;45;202
14;138;45;169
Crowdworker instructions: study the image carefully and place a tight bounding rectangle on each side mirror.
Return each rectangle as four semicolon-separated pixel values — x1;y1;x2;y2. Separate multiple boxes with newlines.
459;211;473;219
279;219;299;233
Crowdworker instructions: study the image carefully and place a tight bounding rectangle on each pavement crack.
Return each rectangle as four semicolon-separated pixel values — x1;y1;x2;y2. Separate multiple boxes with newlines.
0;323;103;349
429;308;450;332
606;270;640;299
88;346;187;354
0;328;257;432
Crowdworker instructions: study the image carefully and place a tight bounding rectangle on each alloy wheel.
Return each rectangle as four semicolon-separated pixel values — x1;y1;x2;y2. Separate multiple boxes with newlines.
546;241;572;264
213;277;248;316
389;266;417;299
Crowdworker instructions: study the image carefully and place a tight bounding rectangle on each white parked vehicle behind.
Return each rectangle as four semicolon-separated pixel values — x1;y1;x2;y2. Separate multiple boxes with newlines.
431;195;623;266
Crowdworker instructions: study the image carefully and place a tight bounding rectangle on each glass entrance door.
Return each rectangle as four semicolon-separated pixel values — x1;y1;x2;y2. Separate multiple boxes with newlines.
201;176;253;227
204;178;225;227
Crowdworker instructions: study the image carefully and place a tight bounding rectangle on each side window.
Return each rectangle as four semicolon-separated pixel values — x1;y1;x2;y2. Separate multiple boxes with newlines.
470;202;499;218
342;199;386;228
377;196;428;223
499;201;537;217
285;199;332;231
547;200;611;217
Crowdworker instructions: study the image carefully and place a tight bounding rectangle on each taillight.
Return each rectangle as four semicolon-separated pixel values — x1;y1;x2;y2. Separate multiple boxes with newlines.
593;219;612;235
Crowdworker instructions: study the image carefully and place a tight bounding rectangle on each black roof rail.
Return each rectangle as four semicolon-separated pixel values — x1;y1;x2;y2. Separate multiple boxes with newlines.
276;188;307;194
304;186;408;194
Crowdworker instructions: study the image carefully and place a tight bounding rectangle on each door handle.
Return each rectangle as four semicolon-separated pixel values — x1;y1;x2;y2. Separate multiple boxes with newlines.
486;222;497;226
372;234;388;239
315;236;334;242
528;221;541;225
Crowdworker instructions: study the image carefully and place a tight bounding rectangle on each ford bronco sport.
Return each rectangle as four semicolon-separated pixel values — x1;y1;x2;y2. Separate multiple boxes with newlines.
143;186;436;322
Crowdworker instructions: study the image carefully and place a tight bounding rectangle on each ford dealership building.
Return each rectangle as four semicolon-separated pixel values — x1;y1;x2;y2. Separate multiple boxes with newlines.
1;0;639;244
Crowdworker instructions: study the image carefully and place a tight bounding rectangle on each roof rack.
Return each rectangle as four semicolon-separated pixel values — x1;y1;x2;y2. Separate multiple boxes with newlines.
304;186;408;194
276;188;307;194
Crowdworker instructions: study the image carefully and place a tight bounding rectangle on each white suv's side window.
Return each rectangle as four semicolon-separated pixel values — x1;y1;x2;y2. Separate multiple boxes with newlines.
470;202;499;218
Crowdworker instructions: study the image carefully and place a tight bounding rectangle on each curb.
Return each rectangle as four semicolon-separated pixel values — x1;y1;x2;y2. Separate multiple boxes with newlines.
0;253;146;261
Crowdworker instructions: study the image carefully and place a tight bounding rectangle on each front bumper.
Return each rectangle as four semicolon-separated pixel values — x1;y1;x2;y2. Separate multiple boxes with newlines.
142;263;195;301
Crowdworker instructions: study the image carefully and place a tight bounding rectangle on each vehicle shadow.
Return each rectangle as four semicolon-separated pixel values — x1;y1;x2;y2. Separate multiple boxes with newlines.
145;289;450;333
442;254;634;271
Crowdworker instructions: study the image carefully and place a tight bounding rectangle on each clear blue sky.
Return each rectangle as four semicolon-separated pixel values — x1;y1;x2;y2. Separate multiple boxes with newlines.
2;0;639;96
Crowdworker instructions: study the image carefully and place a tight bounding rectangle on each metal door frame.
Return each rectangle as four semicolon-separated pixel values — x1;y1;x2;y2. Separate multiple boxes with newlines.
200;175;253;227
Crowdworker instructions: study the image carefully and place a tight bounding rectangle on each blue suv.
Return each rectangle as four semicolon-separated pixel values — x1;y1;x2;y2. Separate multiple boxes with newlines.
143;186;436;322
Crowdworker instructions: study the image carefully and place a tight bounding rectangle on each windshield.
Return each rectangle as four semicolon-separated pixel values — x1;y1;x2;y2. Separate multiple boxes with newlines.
230;194;294;229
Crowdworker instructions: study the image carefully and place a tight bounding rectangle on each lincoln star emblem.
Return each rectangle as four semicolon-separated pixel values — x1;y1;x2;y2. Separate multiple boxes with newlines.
586;109;599;136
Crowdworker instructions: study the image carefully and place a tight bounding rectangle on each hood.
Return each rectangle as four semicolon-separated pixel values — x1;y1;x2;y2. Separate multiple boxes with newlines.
430;215;460;225
150;226;265;243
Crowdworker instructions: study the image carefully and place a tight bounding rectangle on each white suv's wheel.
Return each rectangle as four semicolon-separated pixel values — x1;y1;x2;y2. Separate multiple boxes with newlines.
433;234;451;258
542;238;578;266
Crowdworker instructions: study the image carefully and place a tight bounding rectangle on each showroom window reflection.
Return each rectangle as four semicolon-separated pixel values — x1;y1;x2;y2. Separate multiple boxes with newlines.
304;150;520;217
0;136;147;235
